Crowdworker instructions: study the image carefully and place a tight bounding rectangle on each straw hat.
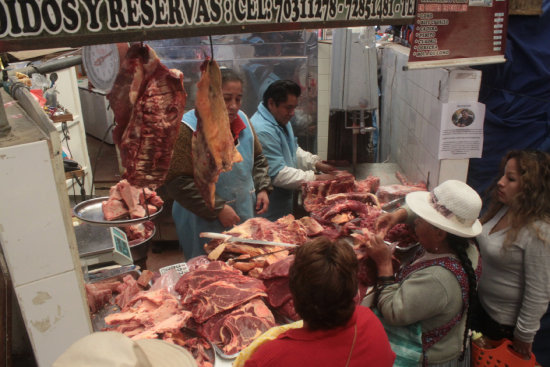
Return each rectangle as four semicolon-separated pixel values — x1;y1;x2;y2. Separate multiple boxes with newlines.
405;180;482;238
53;331;197;367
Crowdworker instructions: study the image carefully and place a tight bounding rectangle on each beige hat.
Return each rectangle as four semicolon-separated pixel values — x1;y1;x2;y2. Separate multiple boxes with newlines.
53;331;198;367
405;179;482;238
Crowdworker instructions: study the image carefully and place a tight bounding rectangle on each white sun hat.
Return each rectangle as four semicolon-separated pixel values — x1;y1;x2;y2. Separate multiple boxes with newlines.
53;331;197;367
405;179;482;238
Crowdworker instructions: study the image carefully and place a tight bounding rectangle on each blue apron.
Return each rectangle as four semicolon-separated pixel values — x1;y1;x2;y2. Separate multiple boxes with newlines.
250;102;297;221
173;110;256;259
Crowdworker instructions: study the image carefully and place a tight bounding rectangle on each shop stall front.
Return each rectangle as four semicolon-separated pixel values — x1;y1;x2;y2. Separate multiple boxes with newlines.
1;1;420;366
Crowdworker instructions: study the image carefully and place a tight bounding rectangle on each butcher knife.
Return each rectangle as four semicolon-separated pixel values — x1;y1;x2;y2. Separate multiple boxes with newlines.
199;232;297;248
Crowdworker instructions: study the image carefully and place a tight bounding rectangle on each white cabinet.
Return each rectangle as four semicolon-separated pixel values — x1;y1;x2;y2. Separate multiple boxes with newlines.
78;85;115;144
47;67;94;196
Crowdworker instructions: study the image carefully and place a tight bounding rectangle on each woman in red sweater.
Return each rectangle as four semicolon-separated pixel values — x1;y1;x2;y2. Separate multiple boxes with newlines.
244;237;395;367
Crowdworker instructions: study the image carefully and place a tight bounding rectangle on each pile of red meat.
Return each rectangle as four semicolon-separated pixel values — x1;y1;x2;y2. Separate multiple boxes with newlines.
204;214;323;276
85;271;154;313
88;271;214;367
102;180;163;221
175;261;276;355
302;171;380;212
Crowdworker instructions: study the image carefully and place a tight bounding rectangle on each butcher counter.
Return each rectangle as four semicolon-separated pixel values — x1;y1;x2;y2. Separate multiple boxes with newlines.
218;162;406;367
87;162;409;367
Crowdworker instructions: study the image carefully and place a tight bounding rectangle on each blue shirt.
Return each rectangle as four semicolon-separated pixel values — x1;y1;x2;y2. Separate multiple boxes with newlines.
251;102;298;221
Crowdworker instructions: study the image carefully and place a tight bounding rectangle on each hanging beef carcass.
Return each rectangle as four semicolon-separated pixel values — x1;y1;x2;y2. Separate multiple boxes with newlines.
192;59;243;209
107;44;187;189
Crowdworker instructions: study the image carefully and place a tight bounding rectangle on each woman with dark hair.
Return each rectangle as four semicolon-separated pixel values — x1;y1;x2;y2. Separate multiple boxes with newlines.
474;150;550;361
163;68;272;259
243;237;395;367
368;180;482;366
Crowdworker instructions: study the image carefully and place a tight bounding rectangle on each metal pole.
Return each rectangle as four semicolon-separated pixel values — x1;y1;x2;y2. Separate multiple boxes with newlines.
6;55;82;79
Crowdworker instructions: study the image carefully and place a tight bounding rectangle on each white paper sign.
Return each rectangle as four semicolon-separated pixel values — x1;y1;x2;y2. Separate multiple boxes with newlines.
438;102;485;159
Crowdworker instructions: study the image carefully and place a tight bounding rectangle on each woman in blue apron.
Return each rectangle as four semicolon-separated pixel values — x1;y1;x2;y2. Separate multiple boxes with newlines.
163;69;272;259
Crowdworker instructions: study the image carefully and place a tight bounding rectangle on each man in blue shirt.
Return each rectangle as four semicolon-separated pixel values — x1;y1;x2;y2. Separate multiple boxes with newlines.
251;80;336;221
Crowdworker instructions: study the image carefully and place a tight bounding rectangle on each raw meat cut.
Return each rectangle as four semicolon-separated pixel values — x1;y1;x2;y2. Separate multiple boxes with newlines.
376;184;426;203
192;59;243;209
302;170;355;212
137;269;154;287
384;223;418;248
102;180;163;221
376;172;427;203
259;256;297;320
175;261;267;323
85;283;114;313
259;255;294;280
354;176;381;193
101;199;128;221
264;277;292;308
167;329;215;367
107;44;187;188
115;274;141;310
198;298;276;355
105;288;192;342
216;215;309;246
125;221;155;245
203;215;312;275
278;298;300;321
298;216;324;236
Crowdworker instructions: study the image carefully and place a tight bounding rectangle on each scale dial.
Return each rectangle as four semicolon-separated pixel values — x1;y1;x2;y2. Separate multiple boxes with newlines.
82;43;127;92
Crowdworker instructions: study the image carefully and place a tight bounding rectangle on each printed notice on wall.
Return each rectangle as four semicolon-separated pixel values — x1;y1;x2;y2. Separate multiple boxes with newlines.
407;0;508;69
438;102;485;159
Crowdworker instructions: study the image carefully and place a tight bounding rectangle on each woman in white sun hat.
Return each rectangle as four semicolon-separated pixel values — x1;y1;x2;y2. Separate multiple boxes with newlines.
53;331;198;367
366;180;482;367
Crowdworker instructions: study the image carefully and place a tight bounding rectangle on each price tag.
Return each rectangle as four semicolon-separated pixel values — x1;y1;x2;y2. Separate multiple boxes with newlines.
159;263;189;276
110;227;132;262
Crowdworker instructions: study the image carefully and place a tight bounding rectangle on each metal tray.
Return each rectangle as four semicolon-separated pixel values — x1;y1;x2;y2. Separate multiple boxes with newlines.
212;342;240;360
73;196;163;227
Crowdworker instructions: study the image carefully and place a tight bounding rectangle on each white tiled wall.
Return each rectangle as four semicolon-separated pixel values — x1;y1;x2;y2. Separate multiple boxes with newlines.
379;43;481;187
316;42;331;160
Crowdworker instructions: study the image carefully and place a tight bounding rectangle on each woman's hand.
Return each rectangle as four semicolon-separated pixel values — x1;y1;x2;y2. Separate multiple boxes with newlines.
365;234;394;276
512;338;532;360
218;205;241;228
255;190;269;215
375;208;408;236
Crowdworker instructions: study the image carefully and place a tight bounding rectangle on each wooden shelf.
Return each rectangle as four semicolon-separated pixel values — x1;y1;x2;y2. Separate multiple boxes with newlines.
65;169;85;180
51;113;74;123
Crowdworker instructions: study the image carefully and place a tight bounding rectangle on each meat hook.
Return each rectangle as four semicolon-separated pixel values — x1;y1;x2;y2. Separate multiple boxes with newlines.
209;35;214;61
